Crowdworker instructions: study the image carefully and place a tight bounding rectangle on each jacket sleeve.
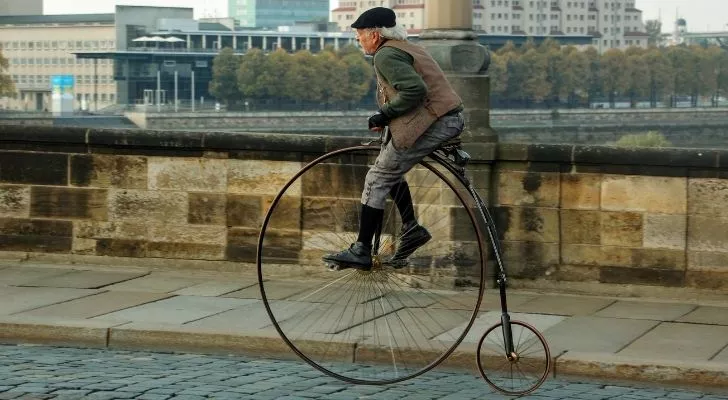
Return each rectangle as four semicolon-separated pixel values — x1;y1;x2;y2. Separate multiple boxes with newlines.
374;46;428;118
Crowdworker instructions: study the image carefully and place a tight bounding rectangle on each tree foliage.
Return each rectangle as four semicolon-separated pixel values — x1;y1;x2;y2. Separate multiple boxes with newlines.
209;45;372;109
489;40;728;108
0;50;16;97
209;47;241;107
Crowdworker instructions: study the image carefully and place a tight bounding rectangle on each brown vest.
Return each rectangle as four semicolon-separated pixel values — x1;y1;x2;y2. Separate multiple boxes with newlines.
375;40;462;149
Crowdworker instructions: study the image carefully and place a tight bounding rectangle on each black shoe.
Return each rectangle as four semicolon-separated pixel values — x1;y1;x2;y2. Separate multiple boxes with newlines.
391;222;432;263
323;242;372;271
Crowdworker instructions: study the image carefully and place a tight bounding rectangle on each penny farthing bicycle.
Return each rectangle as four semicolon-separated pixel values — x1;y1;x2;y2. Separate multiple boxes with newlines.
257;133;551;396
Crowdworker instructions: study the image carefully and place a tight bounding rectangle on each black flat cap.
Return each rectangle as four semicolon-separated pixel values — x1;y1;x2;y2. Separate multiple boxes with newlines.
351;7;396;29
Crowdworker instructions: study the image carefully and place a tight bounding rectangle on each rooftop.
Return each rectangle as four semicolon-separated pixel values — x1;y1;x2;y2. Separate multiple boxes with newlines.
0;13;115;25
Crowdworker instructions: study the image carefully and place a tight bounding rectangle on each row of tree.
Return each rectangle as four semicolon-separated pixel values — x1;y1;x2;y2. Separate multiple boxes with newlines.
490;39;728;108
0;51;16;98
209;45;374;109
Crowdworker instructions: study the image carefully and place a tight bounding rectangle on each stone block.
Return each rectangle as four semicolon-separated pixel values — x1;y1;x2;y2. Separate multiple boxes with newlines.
257;229;302;264
599;266;685;287
643;214;687;250
561;244;632;267
687;250;728;272
600;211;642;247
72;238;97;255
226;227;259;263
30;187;108;220
147;242;225;260
0;218;73;237
688;215;728;252
631;248;685;270
95;239;146;258
560;173;601;210
188;193;226;225
147;224;225;245
542;264;600;282
70;155;147;189
501;241;559;279
0;235;72;253
228;159;301;196
263;196;301;230
560;209;600;244
108;189;188;224
302;197;359;233
686;270;728;290
74;221;147;240
227;194;262;228
0;185;30;217
496;170;559;207
601;175;687;214
687;178;728;215
0;151;67;185
495;206;559;242
301;162;367;200
148;158;227;192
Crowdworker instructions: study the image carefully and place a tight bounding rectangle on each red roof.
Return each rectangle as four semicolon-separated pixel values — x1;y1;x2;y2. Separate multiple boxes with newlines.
331;7;355;12
393;4;424;8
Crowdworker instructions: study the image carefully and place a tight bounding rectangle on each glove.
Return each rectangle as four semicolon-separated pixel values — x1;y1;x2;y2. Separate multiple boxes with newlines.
368;110;390;130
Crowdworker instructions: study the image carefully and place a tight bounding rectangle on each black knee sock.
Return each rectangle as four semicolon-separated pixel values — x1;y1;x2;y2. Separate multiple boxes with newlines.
356;204;384;248
389;180;416;226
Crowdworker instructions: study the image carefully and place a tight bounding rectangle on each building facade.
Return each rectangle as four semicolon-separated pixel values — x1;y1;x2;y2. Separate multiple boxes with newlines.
0;0;43;16
228;0;330;28
0;14;116;112
331;0;648;52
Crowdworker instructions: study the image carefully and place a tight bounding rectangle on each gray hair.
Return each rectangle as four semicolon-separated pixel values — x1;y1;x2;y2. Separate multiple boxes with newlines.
373;24;409;41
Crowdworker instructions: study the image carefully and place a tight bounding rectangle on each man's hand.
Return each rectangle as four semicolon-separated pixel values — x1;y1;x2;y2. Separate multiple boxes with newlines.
368;110;390;131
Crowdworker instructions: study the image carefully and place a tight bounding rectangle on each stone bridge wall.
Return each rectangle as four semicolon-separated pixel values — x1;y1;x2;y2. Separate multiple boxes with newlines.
0;125;727;292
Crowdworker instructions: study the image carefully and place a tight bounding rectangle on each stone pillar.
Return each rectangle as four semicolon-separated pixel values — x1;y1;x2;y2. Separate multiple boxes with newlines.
419;0;494;151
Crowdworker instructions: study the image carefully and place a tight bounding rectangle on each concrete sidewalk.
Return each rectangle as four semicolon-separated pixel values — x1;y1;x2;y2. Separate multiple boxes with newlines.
0;261;726;388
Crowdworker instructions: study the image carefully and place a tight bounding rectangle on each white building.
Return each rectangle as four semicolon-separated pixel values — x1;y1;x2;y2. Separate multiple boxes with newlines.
331;0;648;52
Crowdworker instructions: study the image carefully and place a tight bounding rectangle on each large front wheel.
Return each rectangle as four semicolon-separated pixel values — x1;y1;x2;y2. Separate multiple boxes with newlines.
257;145;486;384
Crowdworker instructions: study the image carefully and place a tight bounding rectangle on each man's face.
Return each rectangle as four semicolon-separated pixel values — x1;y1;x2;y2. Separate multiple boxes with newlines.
355;28;380;55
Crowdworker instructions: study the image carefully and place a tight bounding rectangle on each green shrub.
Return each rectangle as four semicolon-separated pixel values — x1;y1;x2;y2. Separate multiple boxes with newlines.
614;131;672;148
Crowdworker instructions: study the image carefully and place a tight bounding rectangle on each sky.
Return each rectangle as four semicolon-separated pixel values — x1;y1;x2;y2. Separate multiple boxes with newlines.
42;0;728;33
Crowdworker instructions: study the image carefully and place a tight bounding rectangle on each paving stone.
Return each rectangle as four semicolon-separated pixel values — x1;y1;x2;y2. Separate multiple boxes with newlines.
17;290;172;319
676;306;728;326
541;316;659;354
594;301;697;321
510;294;616;316
0;267;71;286
100;274;204;293
171;281;248;297
20;270;147;289
0;287;99;315
620;322;728;361
91;295;257;324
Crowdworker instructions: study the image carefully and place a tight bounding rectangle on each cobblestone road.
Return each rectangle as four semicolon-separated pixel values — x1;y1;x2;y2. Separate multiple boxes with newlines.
0;345;725;400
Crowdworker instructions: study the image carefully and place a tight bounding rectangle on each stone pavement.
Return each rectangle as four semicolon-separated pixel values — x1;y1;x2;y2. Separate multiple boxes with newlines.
1;345;727;400
0;262;727;389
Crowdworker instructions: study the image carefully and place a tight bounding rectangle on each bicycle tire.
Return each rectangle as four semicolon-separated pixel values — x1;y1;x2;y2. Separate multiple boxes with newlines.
477;320;551;396
257;145;486;385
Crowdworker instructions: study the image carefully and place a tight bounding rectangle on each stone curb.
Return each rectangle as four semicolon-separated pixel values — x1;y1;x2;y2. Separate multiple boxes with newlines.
1;320;726;388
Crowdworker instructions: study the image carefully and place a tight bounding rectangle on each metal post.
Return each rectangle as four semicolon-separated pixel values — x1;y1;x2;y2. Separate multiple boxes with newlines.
174;70;178;112
156;69;161;112
191;70;195;112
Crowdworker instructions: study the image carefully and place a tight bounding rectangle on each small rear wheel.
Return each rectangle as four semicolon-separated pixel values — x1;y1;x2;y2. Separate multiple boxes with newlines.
476;320;551;396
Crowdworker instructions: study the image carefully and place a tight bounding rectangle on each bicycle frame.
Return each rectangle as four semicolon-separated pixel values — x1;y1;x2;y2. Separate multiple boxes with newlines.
428;145;517;359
